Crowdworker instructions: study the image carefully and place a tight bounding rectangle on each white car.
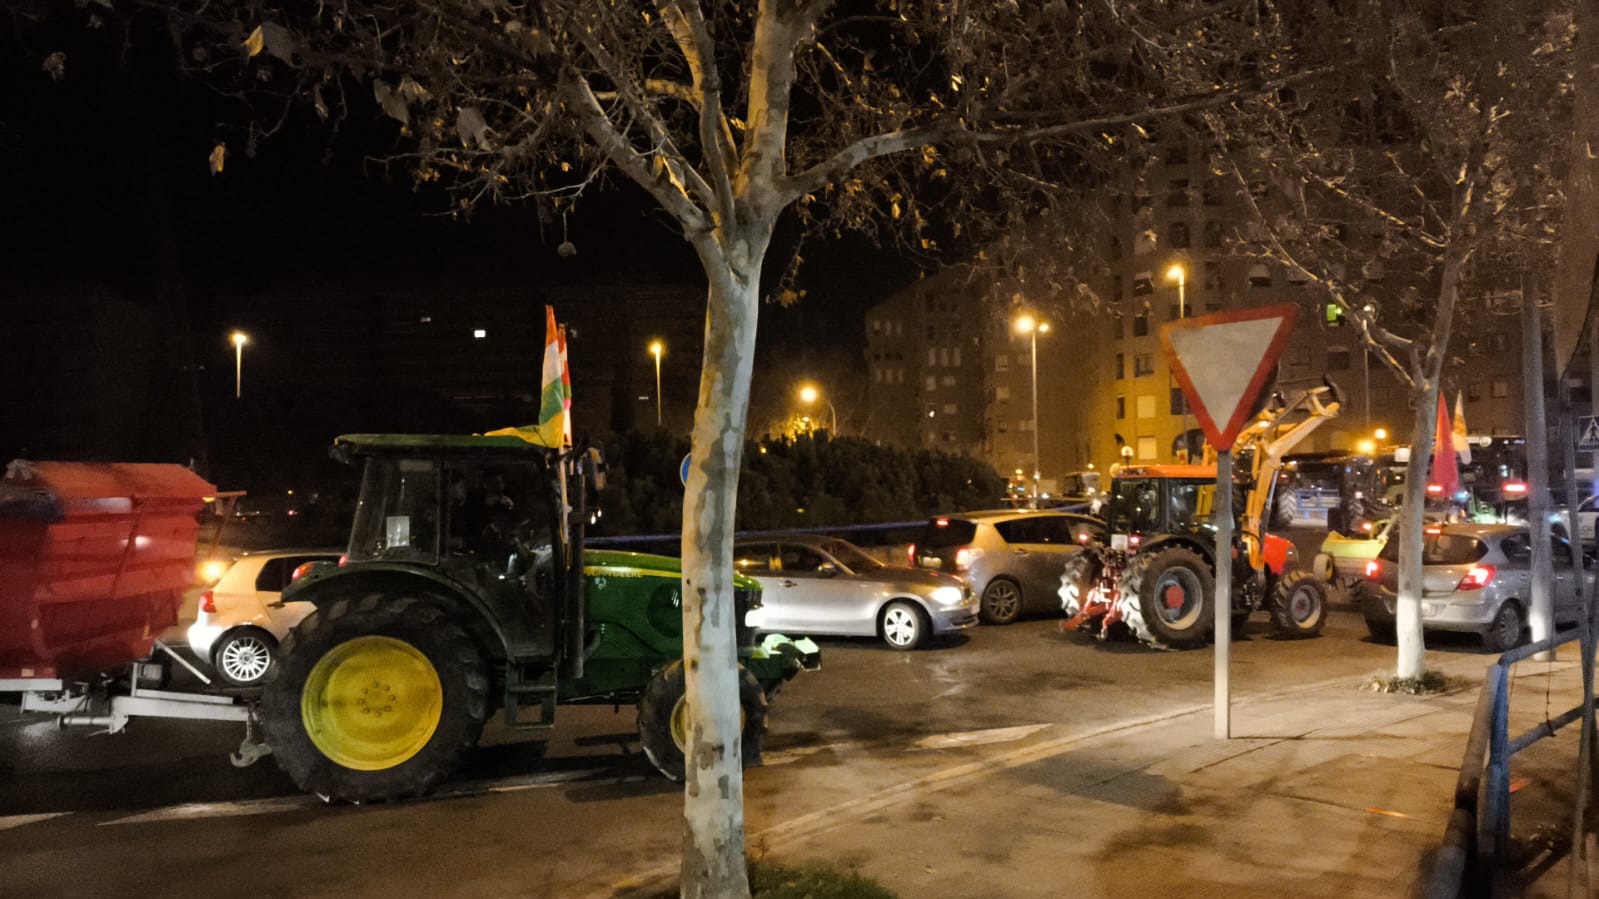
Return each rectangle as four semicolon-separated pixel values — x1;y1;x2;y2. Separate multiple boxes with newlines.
187;549;341;686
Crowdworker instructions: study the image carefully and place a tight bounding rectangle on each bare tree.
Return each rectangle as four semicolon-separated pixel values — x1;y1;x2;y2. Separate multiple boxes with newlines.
1153;0;1574;680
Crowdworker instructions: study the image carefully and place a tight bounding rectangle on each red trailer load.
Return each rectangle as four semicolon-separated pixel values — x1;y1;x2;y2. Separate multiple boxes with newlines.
0;460;217;679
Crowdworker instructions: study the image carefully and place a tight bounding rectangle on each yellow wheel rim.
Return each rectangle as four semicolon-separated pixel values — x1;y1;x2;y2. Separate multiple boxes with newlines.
668;695;745;753
301;636;442;771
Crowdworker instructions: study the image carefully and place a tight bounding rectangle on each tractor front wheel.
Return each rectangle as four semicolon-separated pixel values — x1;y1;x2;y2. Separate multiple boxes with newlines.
637;660;768;783
261;596;488;802
1118;547;1215;650
1269;571;1329;639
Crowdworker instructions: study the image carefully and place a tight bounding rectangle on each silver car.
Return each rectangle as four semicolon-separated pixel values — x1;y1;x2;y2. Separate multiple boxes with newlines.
1362;523;1589;652
734;534;976;651
909;510;1106;624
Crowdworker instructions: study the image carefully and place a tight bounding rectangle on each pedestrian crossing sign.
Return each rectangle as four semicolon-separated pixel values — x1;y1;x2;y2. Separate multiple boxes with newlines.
1579;416;1599;452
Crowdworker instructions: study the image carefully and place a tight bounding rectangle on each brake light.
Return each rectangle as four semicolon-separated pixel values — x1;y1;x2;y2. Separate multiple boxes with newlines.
1364;560;1381;580
1457;565;1495;590
1129;534;1142;548
935;518;950;528
1425;526;1442;535
907;544;917;566
338;554;348;566
1078;532;1090;544
1426;483;1444;496
199;590;216;614
1503;482;1528;497
1359;521;1374;533
290;561;318;581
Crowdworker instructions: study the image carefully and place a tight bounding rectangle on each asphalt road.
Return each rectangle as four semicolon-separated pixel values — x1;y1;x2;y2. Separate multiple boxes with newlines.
0;598;1505;899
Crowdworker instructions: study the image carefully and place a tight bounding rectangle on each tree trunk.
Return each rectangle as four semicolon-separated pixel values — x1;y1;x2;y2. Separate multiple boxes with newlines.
1394;381;1439;679
677;225;770;899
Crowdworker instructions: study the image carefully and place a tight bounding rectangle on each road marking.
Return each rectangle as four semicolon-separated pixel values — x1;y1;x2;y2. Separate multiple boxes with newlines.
912;723;1051;750
103;797;322;826
0;813;67;831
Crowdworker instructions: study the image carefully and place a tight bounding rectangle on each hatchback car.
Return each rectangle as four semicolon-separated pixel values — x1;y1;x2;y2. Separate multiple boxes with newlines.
733;534;976;650
909;510;1106;624
1362;523;1589;652
186;548;342;686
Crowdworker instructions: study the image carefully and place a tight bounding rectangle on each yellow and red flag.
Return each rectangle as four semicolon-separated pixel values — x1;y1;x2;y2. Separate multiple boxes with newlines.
1452;391;1471;464
486;305;569;448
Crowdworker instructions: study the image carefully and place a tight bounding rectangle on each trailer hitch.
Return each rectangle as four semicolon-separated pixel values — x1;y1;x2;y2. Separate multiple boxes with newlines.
230;708;273;768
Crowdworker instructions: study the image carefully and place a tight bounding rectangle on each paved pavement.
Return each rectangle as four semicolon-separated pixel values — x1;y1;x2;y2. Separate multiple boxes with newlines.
604;637;1598;899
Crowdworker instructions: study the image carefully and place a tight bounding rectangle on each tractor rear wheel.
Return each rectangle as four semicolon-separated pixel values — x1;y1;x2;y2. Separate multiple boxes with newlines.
1118;547;1215;650
1269;571;1329;639
1059;552;1102;620
261;596;488;802
637;660;768;783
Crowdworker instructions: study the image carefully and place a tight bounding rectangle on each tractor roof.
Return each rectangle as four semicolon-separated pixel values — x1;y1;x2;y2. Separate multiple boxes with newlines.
1114;464;1217;480
332;433;563;460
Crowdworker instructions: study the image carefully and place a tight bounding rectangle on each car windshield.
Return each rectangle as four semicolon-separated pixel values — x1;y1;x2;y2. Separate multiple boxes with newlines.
1378;530;1487;565
819;539;882;572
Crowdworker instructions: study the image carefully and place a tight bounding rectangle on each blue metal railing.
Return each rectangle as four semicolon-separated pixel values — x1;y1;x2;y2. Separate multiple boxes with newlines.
1425;627;1591;898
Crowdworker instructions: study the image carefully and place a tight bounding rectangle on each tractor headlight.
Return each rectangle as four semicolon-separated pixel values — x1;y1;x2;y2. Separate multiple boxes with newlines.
930;585;966;607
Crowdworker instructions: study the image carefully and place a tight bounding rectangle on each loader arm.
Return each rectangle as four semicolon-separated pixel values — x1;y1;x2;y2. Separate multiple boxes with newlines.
1236;385;1342;569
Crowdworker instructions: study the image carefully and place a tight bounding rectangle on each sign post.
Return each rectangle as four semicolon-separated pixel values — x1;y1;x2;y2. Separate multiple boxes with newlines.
1160;304;1299;739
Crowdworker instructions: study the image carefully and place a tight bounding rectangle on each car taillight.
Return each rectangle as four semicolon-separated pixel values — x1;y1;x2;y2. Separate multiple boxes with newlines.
1129;534;1142;548
954;547;974;571
1503;482;1528;498
907;544;917;566
1426;483;1444;496
1364;560;1381;580
290;561;317;581
339;554;349;566
1457;565;1495;590
199;590;216;614
1358;520;1374;533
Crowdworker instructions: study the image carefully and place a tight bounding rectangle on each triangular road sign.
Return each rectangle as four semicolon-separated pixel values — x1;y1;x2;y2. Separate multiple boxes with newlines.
1579;415;1599;452
1160;304;1300;449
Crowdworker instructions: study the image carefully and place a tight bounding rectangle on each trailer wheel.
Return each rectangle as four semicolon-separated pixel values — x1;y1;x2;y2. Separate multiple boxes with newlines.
1118;546;1215;650
1059;552;1102;620
637;660;767;783
262;596;488;802
1269;571;1329;639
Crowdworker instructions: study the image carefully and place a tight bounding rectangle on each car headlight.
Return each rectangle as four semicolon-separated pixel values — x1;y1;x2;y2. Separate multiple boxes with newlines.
930;585;966;607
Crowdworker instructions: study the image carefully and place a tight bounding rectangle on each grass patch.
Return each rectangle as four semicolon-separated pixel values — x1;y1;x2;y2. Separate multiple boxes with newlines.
1364;670;1472;695
645;858;896;899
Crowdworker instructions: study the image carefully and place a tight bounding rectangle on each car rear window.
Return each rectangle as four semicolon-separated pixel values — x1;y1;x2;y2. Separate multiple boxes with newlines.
1378;532;1487;565
917;518;978;549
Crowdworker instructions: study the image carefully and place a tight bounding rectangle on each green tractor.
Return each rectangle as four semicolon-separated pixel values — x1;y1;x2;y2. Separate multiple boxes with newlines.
261;434;818;802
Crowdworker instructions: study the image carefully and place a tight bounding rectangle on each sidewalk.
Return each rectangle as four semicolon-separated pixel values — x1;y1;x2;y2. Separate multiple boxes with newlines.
615;650;1596;899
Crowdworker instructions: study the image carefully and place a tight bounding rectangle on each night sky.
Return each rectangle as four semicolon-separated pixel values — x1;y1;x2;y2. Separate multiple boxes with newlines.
0;15;918;381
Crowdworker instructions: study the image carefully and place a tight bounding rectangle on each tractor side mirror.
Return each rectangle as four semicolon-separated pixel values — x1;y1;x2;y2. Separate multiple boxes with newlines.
585;447;607;492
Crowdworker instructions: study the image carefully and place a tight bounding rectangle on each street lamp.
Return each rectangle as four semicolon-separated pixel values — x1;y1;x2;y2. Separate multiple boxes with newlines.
1013;313;1050;507
798;383;838;434
1166;264;1190;456
230;331;249;399
648;340;664;427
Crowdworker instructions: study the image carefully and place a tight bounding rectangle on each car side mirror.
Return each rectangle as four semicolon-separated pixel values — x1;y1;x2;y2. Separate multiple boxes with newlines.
817;562;839;577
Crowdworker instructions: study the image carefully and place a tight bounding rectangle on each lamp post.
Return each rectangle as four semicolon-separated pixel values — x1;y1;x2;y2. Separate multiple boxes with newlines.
798;383;838;434
230;331;249;399
1166;264;1189;457
1013;313;1050;507
648;340;664;427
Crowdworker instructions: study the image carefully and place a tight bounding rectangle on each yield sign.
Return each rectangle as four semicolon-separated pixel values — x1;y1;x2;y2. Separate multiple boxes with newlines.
1160;304;1299;449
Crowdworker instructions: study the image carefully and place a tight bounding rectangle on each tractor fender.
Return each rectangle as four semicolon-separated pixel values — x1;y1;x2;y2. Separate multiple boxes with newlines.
281;563;515;661
1261;533;1297;576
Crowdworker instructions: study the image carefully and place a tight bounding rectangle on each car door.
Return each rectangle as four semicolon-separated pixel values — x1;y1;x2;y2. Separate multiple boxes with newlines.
1579;496;1598;546
771;542;876;635
733;543;785;629
992;517;1079;612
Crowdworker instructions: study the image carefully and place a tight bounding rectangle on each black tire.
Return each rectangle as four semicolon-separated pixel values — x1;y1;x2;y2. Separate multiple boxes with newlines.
1365;616;1396;644
880;600;929;650
1231;611;1251;639
212;628;278;687
979;577;1024;625
1059;552;1102;619
1274;491;1298;529
637;660;768;783
1482;602;1526;653
1269;571;1329;639
261;596;489;802
1118;546;1215;650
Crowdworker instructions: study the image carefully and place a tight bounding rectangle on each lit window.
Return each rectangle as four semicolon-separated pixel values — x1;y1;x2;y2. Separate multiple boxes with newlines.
1137;435;1158;459
1137;395;1156;418
1491;381;1510;398
473;328;487;339
943;403;958;415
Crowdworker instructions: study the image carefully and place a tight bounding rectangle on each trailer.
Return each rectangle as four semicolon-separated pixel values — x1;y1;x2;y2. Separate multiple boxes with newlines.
0;459;267;765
